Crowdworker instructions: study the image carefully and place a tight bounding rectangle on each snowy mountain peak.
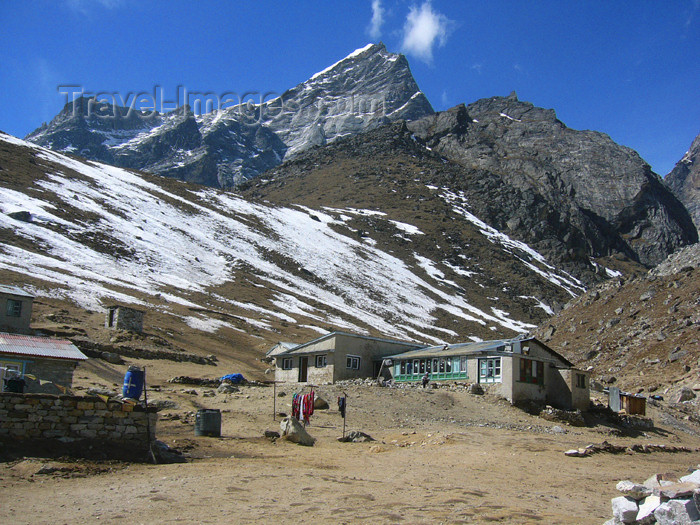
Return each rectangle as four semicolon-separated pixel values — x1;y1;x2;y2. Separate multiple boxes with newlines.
25;43;433;188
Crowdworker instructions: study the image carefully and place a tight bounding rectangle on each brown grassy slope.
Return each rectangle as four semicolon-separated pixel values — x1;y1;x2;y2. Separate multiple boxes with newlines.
534;266;699;394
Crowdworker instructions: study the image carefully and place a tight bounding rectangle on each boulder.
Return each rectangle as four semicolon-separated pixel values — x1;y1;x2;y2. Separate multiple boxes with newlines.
611;496;638;524
654;499;700;524
338;431;375;443
677;387;696;403
280;417;315;446
680;470;700;484
616;480;652;500
467;383;484;395
658;482;699;500
314;395;330;410
100;351;123;364
644;473;676;490
635;495;661;525
264;430;280;439
217;383;239;394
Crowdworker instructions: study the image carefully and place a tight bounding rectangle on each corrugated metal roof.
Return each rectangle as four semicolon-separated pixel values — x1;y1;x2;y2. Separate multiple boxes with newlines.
0;333;88;361
387;336;573;367
0;285;34;298
387;337;536;359
266;342;299;357
286;331;423;355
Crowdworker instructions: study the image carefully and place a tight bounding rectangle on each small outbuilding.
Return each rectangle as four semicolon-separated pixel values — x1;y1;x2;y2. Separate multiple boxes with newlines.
105;305;145;333
388;336;590;411
273;331;422;384
0;333;88;394
0;285;34;335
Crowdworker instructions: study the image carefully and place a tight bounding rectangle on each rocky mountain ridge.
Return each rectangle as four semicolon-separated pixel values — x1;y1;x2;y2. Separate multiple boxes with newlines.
25;43;433;188
666;130;700;231
244;102;696;287
406;95;697;269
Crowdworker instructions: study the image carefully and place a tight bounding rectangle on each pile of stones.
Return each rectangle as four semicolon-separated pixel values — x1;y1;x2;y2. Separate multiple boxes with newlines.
606;468;700;524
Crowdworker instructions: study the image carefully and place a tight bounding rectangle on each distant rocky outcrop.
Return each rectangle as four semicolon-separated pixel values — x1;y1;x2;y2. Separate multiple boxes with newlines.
533;245;699;394
666;131;700;231
25;43;433;188
407;95;698;268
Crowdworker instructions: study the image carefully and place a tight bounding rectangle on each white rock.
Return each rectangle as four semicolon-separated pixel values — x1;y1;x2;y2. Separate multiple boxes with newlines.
636;495;661;524
680;470;700;484
280;416;315;447
653;499;700;524
611;496;638;524
616;480;652;500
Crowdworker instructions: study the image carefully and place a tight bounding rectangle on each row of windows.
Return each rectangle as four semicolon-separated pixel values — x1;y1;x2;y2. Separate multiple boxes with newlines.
397;356;467;376
280;355;361;370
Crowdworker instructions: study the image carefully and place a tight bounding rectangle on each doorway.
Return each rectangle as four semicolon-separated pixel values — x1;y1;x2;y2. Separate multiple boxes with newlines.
298;356;308;382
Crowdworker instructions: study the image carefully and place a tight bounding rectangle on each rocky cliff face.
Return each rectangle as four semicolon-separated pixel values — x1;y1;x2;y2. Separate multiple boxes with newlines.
406;94;698;268
26;43;433;188
666;131;700;231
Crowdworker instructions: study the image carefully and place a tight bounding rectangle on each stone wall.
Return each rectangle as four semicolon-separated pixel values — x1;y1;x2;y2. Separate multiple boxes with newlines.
0;393;157;459
23;357;78;394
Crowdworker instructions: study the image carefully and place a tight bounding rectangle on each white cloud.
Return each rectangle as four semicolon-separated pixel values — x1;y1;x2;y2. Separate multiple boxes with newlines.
367;0;385;40
441;90;448;106
400;1;454;64
65;0;124;15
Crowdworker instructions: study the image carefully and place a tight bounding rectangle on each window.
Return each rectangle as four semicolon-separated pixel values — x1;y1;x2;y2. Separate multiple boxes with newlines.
519;358;544;386
315;355;327;368
479;358;501;383
460;356;467;372
6;299;22;317
346;355;360;370
282;358;293;370
419;360;425;374
412;360;420;375
575;373;586;389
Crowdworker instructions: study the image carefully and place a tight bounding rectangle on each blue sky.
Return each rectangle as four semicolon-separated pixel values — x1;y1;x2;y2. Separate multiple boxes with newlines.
0;1;698;175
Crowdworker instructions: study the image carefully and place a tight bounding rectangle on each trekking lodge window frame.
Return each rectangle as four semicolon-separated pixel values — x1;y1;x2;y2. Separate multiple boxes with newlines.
6;299;22;317
478;357;501;384
519;357;544;386
346;355;360;370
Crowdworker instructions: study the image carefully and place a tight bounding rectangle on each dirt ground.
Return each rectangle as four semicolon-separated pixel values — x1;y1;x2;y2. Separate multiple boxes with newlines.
2;358;700;524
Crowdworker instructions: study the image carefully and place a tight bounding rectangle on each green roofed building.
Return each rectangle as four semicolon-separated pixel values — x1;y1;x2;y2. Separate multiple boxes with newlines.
388;336;589;411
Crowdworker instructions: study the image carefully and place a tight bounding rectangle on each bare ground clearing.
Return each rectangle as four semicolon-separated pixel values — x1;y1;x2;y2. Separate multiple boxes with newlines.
2;359;700;524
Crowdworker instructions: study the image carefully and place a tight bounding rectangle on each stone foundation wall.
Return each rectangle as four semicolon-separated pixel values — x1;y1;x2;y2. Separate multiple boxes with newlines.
23;358;78;394
0;393;157;455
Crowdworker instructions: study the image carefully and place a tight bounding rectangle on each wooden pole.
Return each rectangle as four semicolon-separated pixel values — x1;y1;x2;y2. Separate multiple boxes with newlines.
142;367;157;464
342;391;348;439
273;380;276;421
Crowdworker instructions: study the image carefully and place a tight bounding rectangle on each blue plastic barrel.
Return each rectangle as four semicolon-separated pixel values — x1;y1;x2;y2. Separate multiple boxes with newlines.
122;366;144;400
